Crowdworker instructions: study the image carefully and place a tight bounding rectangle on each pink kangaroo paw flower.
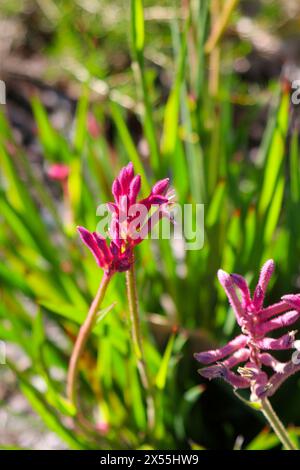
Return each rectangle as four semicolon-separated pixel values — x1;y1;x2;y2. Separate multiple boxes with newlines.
194;335;248;364
281;294;300;311
256;310;300;336
218;270;246;325
257;331;297;350
259;353;287;373
230;274;251;307
195;260;300;400
259;301;290;322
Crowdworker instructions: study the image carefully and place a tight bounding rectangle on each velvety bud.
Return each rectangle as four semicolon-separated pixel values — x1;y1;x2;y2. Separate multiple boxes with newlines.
129;175;141;204
230;273;251;306
77;226;105;268
253;285;264;310
93;232;112;265
151;178;169;196
112;178;122;202
217;270;245;325
119;162;134;193
257;259;275;294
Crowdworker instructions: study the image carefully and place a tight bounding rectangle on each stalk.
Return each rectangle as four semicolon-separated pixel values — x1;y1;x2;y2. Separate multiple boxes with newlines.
260;398;297;450
125;259;155;431
67;273;112;407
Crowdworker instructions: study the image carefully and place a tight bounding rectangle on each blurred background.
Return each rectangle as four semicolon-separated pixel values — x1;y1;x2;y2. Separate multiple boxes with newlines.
1;0;300;450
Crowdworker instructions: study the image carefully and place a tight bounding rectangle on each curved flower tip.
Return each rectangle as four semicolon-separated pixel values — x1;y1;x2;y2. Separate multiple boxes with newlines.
198;363;226;380
77;226;131;274
129;174;141;204
217;269;232;289
230;273;247;291
119;162;134;193
77;226;109;270
281;294;300;311
194;351;217;364
258;259;275;293
231;273;251;305
152;178;170;196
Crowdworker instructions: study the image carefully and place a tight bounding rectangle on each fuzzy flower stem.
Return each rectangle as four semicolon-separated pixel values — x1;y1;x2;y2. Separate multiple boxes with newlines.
260;398;297;450
67;272;112;407
125;258;155;431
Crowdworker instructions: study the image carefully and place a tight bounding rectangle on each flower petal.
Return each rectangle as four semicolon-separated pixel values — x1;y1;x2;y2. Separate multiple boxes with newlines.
194;335;248;364
281;294;300;311
217;270;246;325
257;331;297;350
230;273;251;307
151;178;169;196
256;310;300;336
77;226;105;268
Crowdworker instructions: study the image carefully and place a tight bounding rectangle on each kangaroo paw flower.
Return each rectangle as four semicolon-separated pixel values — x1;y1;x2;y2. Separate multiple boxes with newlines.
195;260;300;400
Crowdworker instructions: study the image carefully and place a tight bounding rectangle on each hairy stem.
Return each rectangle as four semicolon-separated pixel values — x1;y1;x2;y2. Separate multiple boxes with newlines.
67;273;112;407
261;398;297;450
125;260;155;431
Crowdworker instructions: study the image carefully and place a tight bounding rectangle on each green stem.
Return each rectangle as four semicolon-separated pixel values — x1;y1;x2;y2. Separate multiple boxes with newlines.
67;272;112;407
261;398;297;450
125;259;155;431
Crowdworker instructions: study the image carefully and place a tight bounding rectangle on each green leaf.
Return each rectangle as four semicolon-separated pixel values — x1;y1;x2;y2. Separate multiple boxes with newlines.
96;302;116;324
32;310;45;360
40;301;86;324
206;179;226;227
110;101;150;194
258;91;289;215
263;176;284;244
155;334;175;390
161;18;188;157
20;380;87;449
